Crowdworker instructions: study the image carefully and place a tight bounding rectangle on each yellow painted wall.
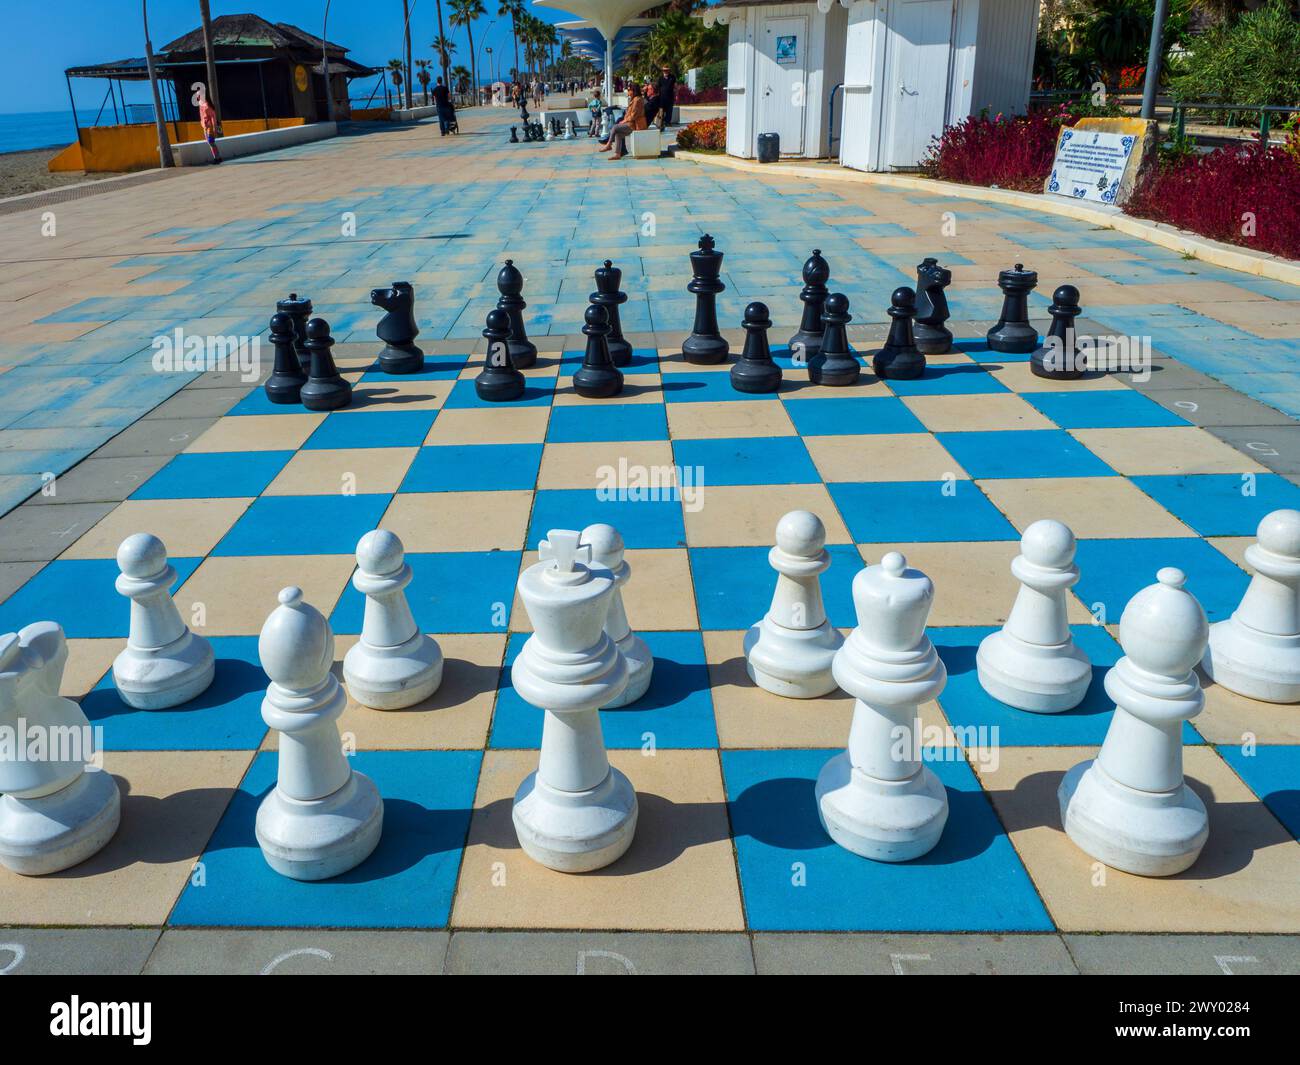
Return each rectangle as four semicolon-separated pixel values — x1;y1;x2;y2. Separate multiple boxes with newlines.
48;118;308;173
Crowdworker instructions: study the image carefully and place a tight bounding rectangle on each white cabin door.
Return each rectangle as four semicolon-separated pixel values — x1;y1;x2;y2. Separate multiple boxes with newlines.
756;16;807;156
884;0;953;168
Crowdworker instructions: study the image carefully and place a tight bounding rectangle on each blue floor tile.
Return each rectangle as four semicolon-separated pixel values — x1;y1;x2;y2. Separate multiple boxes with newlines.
672;436;818;486
1023;390;1189;429
690;544;863;630
1130;474;1300;537
1217;744;1300;843
781;396;926;436
546;403;668;442
213;494;393;556
884;363;1009;396
1073;537;1249;625
528;489;684;549
132;451;294;499
360;354;468;381
303;411;437;449
443;378;555;409
829;481;1019;542
937;430;1116;479
661;372;777;403
401;443;542;492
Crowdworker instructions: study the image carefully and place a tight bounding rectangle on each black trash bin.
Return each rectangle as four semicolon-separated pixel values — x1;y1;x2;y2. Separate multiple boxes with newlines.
757;132;780;163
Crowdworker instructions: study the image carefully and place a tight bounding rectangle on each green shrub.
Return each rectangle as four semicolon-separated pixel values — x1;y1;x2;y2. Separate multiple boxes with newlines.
694;60;728;92
1169;2;1300;107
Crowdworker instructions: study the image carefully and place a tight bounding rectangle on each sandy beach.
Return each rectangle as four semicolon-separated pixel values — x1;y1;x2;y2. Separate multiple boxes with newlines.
0;147;114;199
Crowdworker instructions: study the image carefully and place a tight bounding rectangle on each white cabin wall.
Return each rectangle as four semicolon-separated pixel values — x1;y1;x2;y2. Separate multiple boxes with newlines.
819;6;849;159
726;15;755;157
948;0;979;123
968;0;1037;117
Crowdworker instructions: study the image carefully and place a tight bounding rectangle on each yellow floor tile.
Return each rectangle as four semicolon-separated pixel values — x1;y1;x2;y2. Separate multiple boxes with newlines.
1196;669;1300;745
988;361;1126;393
62;498;252;559
423;407;551;445
1069;427;1267;476
63;639;126;698
263;447;418;496
341;379;451;411
537;440;675;490
185;414;325;453
1206;536;1252;570
174;554;356;636
684;483;850;546
807;433;966;483
666;399;796;439
976;476;1195;538
379;490;532;551
904;393;1057;432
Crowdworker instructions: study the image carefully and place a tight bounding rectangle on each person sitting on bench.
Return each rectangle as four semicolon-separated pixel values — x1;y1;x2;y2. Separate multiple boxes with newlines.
599;84;647;161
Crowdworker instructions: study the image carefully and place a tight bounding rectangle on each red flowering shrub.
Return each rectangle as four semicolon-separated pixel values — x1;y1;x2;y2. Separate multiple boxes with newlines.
676;117;726;153
674;86;726;105
920;106;1081;192
1124;140;1300;260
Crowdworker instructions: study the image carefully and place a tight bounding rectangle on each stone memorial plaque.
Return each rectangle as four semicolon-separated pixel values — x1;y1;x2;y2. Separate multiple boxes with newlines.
1045;117;1156;207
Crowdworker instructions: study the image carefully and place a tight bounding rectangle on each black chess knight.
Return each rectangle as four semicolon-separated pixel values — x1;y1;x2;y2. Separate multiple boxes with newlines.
681;234;729;365
370;281;424;374
913;258;953;355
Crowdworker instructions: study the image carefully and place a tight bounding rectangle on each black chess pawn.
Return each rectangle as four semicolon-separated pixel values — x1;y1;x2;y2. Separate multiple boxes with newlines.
592;259;631;367
264;312;308;404
1031;285;1086;381
913;258;953;355
787;249;830;360
496;259;537;368
808;293;860;387
370;281;425;374
276;292;312;374
300;318;353;411
573;303;624;399
872;288;927;380
509;126;519;144
475;307;526;402
731;302;781;395
987;263;1039;354
681;234;729;365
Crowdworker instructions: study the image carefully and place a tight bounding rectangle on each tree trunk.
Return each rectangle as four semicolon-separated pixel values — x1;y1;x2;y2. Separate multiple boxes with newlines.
198;0;222;127
435;0;451;86
467;21;477;103
403;0;414;107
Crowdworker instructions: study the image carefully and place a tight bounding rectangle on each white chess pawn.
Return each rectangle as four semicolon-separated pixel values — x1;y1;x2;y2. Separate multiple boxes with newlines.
0;621;121;875
977;519;1091;713
1202;508;1300;703
343;530;443;710
512;530;636;872
1059;567;1209;877
744;510;844;698
112;533;214;709
816;553;948;861
256;587;383;881
582;523;652;708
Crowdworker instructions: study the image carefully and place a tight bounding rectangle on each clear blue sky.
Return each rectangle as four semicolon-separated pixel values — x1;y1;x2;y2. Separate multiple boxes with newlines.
3;0;581;114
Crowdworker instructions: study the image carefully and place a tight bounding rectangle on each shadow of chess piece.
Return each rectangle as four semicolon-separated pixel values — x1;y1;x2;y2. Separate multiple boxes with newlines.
988;263;1039;354
731;301;782;394
277;292;312;374
682;234;729;364
300;318;353;411
787;248;829;360
574;303;624;399
476;307;526;402
370;281;425;375
265;311;307;404
510;126;519;143
592;259;631;367
1031;285;1086;380
808;292;860;386
913;257;953;355
496;259;537;369
872;287;926;381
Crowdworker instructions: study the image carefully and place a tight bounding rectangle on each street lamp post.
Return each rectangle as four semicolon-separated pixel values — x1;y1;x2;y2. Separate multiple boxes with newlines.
142;0;173;168
1140;0;1169;121
476;19;496;97
323;0;334;122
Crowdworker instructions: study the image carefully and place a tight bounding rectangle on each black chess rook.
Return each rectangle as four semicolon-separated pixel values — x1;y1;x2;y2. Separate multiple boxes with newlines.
276;292;313;374
988;263;1039;354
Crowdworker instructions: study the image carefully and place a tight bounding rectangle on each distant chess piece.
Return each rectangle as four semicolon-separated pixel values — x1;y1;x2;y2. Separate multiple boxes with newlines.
369;281;425;375
1202;509;1300;703
511;530;636;872
543;119;554;141
987;263;1039;354
265;311;307;404
257;587;384;880
787;249;830;360
731;301;782;394
475;307;526;402
871;287;926;381
681;234;729;365
573;303;624;399
496;260;537;368
583;523;653;707
913;257;953;355
1059;568;1209;876
816;552;949;862
744;510;844;698
0;622;122;875
808;292;860;386
299;318;352;411
509;126;519;144
276;292;313;374
976;520;1091;713
113;533;215;709
591;260;631;367
1031;284;1085;380
343;530;443;710
562;117;575;139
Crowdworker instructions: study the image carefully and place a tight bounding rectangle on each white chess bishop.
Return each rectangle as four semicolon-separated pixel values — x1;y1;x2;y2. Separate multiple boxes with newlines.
815;552;949;862
256;587;384;880
977;519;1092;713
113;532;214;709
582;523;653;708
511;530;637;873
744;510;844;698
1059;568;1210;877
343;530;443;710
1202;508;1300;703
0;622;121;875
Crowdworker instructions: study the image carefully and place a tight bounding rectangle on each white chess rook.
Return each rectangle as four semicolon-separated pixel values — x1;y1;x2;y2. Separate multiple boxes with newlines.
511;530;637;872
977;519;1091;713
0;622;121;875
582;523;653;708
113;532;214;709
343;530;443;710
1202;508;1300;703
1059;567;1209;877
256;587;384;881
744;510;844;698
816;552;949;862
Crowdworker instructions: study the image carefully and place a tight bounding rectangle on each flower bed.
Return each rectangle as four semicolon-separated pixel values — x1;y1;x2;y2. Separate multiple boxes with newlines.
920;106;1081;192
676;117;726;153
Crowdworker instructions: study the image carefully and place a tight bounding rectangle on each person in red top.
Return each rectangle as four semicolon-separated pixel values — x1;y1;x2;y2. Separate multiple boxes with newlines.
198;97;222;165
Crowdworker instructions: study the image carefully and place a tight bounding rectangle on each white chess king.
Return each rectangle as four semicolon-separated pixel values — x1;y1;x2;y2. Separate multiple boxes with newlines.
1201;508;1300;703
1058;568;1210;877
511;530;637;873
582;523;653;708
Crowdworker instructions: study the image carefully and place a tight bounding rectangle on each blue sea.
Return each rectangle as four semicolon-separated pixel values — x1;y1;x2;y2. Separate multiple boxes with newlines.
0;111;83;154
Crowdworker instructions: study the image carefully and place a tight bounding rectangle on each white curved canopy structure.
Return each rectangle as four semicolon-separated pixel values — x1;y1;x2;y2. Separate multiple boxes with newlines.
534;0;654;98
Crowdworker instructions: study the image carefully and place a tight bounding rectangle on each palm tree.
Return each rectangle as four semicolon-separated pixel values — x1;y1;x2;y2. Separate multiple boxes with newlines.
415;57;432;103
432;33;458;79
450;0;486;99
498;0;523;85
451;63;472;94
386;57;406;107
433;0;452;86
